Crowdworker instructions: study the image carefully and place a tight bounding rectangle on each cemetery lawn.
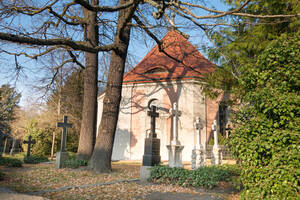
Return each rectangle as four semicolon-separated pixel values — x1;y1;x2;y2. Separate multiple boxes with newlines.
0;161;240;200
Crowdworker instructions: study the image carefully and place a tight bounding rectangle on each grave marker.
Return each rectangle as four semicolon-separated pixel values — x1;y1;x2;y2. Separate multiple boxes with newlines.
167;102;184;168
56;116;72;168
140;100;161;181
170;102;182;145
211;120;222;165
23;135;36;157
192;116;206;169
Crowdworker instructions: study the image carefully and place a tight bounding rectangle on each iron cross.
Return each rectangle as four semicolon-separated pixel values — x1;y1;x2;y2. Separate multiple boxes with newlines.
57;116;72;152
147;105;159;138
23;135;36;157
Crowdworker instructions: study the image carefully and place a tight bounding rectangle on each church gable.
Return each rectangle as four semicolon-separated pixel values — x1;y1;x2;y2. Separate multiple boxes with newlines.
123;30;215;84
97;31;223;162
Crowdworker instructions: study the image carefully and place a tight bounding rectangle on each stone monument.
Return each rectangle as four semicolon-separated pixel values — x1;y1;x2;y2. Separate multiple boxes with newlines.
167;102;184;168
23;135;36;157
192;116;206;169
211;120;222;165
56;116;72;169
140;100;161;181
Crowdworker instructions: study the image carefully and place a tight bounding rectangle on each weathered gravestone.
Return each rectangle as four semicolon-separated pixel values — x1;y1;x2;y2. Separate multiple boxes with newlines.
192;116;206;169
23;135;36;157
56;116;72;169
140;100;161;181
211;120;222;165
167;102;184;168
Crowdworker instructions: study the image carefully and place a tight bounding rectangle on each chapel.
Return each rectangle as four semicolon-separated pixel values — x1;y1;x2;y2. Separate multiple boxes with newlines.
97;30;226;162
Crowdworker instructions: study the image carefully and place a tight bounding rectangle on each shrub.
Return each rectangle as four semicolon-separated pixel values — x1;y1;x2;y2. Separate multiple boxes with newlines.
0;157;22;167
150;165;239;189
23;155;49;164
229;37;300;199
62;158;87;169
22;120;53;156
0;171;5;181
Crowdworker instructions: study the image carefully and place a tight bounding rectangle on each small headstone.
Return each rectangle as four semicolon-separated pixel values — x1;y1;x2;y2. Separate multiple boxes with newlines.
140;103;161;181
56;116;72;169
167;102;184;168
23;135;36;157
211;120;222;165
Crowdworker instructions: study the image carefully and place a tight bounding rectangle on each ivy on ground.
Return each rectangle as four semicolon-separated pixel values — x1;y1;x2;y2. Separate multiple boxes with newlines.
150;165;240;189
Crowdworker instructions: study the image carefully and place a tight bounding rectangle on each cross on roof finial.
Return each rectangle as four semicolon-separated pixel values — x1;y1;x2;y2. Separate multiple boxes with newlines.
167;12;176;30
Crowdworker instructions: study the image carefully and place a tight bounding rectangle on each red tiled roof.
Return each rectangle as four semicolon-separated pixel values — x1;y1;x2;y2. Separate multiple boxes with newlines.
123;30;215;84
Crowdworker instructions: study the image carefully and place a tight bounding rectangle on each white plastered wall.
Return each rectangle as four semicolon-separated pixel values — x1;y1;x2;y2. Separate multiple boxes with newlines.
97;80;207;161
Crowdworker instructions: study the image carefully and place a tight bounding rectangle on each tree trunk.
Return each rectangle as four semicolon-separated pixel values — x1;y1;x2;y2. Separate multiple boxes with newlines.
89;0;137;173
50;132;56;160
77;0;99;161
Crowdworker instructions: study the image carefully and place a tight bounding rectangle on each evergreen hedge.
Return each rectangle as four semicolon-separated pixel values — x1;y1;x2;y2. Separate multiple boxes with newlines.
229;37;300;199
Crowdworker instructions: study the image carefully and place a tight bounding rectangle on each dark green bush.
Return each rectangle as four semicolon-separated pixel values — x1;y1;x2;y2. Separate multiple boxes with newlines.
0;171;5;181
150;165;239;189
23;155;49;164
62;158;88;169
0;157;22;167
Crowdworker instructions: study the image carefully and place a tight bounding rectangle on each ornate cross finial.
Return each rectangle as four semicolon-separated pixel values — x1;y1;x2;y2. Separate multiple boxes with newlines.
195;116;203;130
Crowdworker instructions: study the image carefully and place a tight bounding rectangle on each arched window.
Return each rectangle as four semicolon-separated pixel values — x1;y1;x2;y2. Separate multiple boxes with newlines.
144;67;167;74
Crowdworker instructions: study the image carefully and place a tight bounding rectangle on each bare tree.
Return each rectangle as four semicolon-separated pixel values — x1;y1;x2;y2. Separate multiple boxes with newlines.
0;0;298;172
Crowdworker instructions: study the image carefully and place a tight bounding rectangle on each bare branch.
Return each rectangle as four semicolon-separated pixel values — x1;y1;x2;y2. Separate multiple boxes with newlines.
74;0;136;12
6;0;59;16
172;0;300;19
0;32;116;53
68;50;85;69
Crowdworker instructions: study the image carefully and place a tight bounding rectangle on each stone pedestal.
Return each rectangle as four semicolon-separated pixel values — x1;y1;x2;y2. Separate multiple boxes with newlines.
142;138;161;166
55;151;69;169
211;147;222;165
140;166;152;181
167;145;184;168
191;148;206;169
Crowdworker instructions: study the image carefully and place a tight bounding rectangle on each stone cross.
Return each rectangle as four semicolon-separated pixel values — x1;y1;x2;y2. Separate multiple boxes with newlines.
194;117;203;149
57;116;72;152
212;120;221;165
212;120;218;148
147;105;159;138
23;135;36;157
170;102;182;145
